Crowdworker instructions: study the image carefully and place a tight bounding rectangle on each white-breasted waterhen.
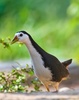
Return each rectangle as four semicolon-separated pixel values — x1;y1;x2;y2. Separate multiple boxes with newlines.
11;31;72;92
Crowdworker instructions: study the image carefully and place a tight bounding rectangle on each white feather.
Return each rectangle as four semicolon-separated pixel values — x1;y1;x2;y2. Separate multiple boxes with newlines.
14;32;52;83
24;38;52;82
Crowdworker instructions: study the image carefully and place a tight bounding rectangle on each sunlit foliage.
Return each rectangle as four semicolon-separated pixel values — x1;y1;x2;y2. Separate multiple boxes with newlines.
0;0;79;61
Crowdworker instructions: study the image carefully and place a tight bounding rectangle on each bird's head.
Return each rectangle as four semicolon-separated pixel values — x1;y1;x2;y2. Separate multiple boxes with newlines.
11;31;30;44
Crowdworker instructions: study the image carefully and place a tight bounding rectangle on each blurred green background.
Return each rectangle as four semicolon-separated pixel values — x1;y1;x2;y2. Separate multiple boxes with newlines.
0;0;79;61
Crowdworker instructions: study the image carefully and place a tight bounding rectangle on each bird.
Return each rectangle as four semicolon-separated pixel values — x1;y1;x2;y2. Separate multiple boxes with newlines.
11;31;72;92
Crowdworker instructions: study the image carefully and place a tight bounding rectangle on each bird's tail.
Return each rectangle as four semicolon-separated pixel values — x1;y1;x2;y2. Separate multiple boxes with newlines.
62;59;72;68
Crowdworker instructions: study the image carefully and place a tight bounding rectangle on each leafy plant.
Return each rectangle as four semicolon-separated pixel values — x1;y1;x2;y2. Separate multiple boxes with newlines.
0;38;11;49
0;65;41;93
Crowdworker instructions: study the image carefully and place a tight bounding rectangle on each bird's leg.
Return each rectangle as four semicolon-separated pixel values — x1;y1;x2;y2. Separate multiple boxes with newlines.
43;83;50;92
45;84;50;92
52;82;59;93
54;82;59;92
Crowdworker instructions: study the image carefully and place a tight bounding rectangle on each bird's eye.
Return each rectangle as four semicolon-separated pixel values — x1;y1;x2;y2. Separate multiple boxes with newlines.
19;34;23;37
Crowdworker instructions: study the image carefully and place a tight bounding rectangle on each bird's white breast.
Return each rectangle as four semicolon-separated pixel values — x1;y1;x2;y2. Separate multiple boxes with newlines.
25;42;52;81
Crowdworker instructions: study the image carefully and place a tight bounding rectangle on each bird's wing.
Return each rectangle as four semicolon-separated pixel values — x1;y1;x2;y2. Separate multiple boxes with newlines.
42;53;69;82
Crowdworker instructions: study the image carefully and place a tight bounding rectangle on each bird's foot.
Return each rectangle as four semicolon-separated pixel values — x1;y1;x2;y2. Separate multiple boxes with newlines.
52;90;58;93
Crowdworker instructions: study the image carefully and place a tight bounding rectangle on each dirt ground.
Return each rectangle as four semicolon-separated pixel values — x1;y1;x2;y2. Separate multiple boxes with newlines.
0;88;79;100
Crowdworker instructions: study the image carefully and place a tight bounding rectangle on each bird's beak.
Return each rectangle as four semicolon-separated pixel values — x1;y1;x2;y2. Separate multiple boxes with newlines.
11;36;19;44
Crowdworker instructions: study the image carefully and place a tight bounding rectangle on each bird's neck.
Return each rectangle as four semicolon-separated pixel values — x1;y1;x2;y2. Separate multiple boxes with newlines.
24;36;46;57
24;36;45;71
